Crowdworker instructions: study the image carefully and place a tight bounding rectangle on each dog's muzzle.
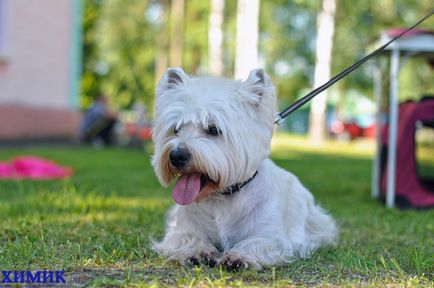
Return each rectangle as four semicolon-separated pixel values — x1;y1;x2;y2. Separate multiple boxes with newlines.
169;148;191;169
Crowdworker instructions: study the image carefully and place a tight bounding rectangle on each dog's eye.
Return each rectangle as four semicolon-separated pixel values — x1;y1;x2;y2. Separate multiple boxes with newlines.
173;126;180;135
207;125;221;136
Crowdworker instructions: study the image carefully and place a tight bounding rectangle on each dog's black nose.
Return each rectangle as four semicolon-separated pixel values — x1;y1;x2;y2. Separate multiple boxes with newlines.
169;148;191;169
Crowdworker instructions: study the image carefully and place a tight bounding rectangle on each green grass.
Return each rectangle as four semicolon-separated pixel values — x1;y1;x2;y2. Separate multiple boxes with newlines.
1;135;433;287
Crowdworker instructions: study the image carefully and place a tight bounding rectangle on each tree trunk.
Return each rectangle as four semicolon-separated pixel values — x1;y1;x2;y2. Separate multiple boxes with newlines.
234;0;260;80
208;0;225;76
308;0;336;144
155;0;169;83
169;0;184;67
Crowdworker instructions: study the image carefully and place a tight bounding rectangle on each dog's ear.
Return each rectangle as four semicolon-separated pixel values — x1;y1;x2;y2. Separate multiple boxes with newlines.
243;68;265;97
157;67;187;95
242;68;276;110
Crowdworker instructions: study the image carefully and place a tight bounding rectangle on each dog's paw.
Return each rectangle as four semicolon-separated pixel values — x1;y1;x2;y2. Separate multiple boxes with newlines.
218;255;249;272
184;251;219;268
200;252;218;268
186;256;200;266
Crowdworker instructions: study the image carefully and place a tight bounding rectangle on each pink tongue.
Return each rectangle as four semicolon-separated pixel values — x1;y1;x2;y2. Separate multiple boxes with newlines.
172;174;202;205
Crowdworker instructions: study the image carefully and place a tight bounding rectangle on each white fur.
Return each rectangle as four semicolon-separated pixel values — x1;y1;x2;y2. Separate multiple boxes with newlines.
151;68;338;269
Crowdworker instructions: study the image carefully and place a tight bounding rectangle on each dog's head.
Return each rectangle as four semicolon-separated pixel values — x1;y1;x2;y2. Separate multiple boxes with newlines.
152;68;276;205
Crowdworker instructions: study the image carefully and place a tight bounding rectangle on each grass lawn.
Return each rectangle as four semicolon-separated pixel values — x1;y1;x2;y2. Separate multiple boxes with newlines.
1;134;433;287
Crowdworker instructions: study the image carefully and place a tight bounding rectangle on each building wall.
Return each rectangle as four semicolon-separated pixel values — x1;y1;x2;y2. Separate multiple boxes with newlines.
0;0;81;139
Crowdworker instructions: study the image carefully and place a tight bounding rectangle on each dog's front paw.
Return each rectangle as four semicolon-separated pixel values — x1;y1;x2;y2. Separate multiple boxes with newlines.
185;256;201;266
200;252;218;268
184;251;219;268
218;254;249;272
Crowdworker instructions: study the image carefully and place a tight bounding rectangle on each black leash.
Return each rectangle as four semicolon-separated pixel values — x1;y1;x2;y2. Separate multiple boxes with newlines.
274;10;434;125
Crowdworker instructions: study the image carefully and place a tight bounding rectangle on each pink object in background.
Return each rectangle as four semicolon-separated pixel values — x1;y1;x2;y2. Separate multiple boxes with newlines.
0;156;73;180
381;98;434;208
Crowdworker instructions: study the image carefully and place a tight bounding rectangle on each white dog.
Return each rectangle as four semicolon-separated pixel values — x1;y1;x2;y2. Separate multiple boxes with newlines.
151;68;337;271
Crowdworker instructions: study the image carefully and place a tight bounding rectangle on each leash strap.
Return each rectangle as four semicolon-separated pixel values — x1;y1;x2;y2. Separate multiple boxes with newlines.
274;10;434;125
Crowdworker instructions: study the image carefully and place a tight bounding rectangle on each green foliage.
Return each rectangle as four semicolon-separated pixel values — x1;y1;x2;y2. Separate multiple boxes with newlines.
259;0;319;103
81;0;104;108
183;0;210;74
221;0;237;76
332;0;434;100
81;0;434;112
97;0;154;109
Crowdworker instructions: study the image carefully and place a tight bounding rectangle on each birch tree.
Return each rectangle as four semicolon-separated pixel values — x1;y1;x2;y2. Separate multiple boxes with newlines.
208;0;225;76
308;0;336;143
155;0;169;84
169;0;185;67
234;0;260;79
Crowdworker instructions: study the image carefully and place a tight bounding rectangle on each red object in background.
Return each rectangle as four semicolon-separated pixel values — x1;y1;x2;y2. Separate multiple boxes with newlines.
344;123;376;139
344;123;362;139
362;124;376;138
125;123;152;141
331;120;376;140
381;98;434;208
0;156;73;180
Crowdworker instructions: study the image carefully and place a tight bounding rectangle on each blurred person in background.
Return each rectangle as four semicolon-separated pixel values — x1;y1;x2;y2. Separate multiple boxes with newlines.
79;95;118;146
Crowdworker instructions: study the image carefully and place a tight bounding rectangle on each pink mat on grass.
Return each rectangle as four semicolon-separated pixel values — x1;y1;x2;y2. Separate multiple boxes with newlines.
0;156;73;180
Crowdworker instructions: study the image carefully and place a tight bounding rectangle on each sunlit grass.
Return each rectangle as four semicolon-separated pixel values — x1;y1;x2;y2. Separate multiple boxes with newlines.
271;132;375;158
1;136;433;287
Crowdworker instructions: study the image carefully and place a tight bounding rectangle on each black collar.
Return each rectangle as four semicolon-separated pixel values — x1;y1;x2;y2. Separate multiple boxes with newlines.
219;171;258;196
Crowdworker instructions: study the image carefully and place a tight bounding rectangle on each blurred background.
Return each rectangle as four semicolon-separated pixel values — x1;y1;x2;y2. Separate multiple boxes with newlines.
0;0;433;144
1;1;434;282
1;2;434;279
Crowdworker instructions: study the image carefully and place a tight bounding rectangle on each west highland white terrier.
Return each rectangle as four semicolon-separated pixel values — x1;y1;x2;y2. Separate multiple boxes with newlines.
151;68;337;271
